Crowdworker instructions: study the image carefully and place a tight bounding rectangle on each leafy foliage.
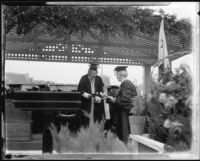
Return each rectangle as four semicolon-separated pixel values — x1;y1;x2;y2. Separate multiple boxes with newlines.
3;6;192;46
130;95;146;116
49;94;135;153
49;121;136;153
146;63;192;152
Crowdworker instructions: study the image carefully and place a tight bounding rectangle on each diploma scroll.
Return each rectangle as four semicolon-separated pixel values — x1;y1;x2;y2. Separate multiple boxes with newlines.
104;101;110;120
103;87;110;120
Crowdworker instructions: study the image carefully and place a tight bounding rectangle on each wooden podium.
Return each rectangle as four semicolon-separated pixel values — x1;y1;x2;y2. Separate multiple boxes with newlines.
11;91;82;134
12;91;81;111
6;90;82;151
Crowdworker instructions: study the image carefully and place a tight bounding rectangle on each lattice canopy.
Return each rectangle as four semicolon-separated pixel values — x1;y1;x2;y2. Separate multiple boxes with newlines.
5;27;191;66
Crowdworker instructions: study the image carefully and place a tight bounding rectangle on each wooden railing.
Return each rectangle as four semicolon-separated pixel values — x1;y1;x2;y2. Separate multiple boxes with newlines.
129;134;165;153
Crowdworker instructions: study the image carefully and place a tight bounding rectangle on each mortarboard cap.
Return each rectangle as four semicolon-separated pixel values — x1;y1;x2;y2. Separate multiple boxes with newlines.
89;62;99;71
114;66;128;72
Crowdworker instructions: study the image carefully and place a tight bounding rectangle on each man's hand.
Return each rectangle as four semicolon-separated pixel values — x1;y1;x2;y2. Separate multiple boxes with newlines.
99;92;107;100
95;96;102;103
82;92;92;99
107;96;116;103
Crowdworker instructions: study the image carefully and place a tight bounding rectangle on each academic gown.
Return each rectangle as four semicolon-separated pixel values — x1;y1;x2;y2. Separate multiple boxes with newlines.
115;79;137;144
77;74;105;126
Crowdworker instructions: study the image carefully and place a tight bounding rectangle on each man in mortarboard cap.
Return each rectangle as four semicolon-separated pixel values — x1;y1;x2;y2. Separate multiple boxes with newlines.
107;66;137;144
77;62;105;127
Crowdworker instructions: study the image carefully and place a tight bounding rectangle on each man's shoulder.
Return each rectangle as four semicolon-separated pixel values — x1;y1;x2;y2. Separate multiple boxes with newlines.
82;74;88;78
123;79;132;84
123;79;135;87
80;74;88;81
96;75;103;80
122;79;137;95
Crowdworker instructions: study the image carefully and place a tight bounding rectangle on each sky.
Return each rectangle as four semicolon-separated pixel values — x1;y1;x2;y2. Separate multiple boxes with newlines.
141;2;197;23
5;2;198;86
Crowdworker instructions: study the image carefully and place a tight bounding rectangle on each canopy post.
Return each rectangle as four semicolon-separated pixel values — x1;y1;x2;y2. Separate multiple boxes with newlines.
143;64;151;96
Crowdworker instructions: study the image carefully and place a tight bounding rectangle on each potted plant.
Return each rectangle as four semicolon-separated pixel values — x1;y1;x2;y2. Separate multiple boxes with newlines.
129;95;146;135
145;63;192;152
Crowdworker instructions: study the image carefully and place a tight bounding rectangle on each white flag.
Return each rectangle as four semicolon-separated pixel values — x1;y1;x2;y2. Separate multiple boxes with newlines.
158;18;170;69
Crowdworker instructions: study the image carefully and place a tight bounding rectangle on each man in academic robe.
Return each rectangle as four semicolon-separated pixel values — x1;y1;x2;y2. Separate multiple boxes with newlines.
107;66;137;144
77;63;105;127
